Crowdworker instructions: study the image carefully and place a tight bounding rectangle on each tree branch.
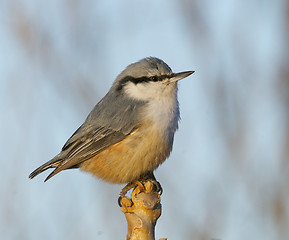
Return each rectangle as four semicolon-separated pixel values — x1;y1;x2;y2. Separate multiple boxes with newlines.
120;181;166;240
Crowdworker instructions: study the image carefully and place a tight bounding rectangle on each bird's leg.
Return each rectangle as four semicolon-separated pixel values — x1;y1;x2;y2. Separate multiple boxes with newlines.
118;172;163;207
139;172;163;195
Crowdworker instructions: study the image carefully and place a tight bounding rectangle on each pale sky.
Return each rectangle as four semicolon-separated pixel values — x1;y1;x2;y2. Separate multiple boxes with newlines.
1;0;288;239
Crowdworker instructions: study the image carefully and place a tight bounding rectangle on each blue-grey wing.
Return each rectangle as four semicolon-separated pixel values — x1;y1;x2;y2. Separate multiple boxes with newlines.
61;90;145;156
43;126;128;181
29;91;146;181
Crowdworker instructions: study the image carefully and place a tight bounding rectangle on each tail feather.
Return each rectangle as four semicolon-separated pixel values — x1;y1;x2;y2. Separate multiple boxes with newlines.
29;158;62;180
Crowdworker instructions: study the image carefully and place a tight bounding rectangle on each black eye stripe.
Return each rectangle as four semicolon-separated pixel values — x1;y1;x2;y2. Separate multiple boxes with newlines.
117;74;172;91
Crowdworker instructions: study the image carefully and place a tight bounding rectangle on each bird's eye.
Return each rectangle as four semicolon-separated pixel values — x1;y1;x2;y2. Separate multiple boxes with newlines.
151;76;158;82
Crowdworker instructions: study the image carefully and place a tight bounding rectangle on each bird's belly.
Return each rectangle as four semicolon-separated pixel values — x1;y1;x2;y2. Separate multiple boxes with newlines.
80;124;172;183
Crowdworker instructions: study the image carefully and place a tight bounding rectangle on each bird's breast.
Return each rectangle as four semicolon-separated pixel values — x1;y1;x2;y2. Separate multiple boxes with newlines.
80;95;179;183
142;94;179;135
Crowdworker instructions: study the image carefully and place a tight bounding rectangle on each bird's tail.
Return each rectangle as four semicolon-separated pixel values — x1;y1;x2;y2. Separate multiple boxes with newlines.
29;156;62;181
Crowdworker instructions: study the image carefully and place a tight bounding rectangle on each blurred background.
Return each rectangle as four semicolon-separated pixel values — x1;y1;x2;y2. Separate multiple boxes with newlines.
1;0;289;239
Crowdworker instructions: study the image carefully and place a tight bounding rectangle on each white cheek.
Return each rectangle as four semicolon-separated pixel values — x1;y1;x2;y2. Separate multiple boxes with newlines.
124;81;174;101
123;82;161;100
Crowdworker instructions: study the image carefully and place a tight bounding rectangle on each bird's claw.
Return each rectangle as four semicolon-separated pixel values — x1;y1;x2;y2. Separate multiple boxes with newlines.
118;179;163;207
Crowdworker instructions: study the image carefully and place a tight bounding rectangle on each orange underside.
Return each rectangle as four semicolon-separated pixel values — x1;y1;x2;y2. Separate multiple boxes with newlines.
80;124;170;184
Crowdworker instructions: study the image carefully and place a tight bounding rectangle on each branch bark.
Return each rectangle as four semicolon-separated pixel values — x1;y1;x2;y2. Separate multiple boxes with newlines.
120;181;166;240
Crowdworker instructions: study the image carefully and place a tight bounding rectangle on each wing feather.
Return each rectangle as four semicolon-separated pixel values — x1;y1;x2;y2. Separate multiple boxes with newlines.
44;127;128;181
29;90;145;181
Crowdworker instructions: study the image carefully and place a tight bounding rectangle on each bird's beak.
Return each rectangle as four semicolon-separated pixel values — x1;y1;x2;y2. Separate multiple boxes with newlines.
169;71;195;83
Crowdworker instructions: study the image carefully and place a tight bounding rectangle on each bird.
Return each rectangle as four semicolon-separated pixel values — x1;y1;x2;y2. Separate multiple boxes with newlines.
29;57;194;202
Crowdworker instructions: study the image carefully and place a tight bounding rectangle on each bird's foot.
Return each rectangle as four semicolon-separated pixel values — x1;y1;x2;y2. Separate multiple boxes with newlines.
118;179;162;207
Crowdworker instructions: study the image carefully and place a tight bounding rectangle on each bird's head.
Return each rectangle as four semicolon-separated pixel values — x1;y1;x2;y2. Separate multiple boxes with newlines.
113;57;194;101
